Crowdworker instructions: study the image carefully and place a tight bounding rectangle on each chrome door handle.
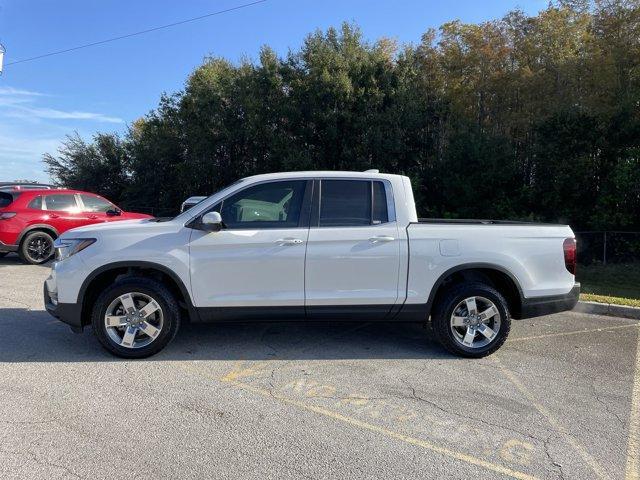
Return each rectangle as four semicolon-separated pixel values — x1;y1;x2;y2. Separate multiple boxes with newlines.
369;235;395;243
276;238;303;245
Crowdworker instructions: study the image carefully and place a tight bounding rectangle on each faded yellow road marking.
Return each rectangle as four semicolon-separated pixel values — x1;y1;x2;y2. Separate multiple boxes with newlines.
221;360;270;382
625;327;640;480
500;439;534;466
493;356;610;479
223;376;540;480
509;323;639;343
181;362;539;479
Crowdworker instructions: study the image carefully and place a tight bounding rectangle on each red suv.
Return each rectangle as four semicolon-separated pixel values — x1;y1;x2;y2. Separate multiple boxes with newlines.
0;189;151;264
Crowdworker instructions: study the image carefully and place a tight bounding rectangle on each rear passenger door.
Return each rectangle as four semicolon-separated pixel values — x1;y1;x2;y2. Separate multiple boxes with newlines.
304;179;401;319
42;193;85;231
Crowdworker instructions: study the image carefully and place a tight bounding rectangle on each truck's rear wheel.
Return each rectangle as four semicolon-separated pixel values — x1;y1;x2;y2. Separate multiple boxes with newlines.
431;282;511;358
91;277;181;359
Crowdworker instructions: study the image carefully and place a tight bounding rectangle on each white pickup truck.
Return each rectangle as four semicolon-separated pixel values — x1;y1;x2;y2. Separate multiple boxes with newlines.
45;170;579;359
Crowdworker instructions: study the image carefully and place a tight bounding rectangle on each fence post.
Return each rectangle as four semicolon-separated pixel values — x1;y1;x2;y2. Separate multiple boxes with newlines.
603;231;607;265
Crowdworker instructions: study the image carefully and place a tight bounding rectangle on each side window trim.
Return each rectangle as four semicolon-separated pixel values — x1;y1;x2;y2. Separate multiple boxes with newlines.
313;178;395;228
383;180;396;223
75;194;86;212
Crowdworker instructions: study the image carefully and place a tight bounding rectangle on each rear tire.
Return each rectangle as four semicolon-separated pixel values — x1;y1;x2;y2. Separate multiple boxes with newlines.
0;252;7;258
19;231;54;265
431;282;511;358
91;277;181;359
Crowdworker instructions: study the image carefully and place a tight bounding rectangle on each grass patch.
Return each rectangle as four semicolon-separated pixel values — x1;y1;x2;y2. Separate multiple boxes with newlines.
578;263;640;307
580;293;640;308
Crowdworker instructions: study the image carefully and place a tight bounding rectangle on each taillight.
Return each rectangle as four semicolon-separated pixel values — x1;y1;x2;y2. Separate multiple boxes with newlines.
563;238;577;275
0;212;16;220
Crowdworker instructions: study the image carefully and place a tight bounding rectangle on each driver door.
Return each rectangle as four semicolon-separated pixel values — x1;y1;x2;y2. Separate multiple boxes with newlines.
189;179;312;319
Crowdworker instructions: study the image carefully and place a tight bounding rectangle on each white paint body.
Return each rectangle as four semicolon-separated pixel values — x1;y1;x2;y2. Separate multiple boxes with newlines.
48;171;576;310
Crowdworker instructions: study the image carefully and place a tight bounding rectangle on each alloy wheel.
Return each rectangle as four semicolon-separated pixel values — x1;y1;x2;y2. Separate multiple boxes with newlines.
26;235;53;263
104;292;164;349
449;296;501;349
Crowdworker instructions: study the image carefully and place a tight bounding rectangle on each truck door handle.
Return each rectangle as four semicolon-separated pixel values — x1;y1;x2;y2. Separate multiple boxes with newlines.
87;214;98;219
369;235;395;243
276;238;303;245
49;213;59;219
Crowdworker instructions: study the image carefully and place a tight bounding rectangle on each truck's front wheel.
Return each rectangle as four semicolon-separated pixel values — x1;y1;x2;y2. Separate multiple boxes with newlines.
91;277;181;359
431;282;511;358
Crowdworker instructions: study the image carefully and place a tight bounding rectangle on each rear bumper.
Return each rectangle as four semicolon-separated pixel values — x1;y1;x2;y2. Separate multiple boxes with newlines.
44;281;83;332
519;283;580;319
0;240;18;253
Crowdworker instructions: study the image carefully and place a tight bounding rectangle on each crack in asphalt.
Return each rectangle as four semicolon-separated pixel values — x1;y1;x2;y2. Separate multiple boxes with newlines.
589;380;625;427
0;293;34;309
400;378;572;479
400;378;546;443
542;434;566;480
1;447;86;479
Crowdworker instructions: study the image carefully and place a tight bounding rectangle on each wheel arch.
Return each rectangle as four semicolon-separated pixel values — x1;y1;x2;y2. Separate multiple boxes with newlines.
426;263;525;319
78;261;198;326
17;224;59;245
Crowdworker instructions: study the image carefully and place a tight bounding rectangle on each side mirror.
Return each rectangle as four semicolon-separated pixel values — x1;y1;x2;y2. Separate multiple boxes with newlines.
200;211;224;231
106;208;122;217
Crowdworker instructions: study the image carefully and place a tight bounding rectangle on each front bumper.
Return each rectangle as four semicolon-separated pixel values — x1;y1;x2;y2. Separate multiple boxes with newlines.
44;279;83;333
519;282;580;319
0;240;18;253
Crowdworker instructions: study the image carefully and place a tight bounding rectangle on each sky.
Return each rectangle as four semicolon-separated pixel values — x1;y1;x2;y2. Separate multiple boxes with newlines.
0;0;545;183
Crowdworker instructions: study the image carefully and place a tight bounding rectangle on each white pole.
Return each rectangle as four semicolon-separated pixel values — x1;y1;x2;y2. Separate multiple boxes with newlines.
0;43;5;74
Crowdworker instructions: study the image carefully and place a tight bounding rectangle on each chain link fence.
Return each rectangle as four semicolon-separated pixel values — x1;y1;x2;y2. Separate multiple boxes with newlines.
575;231;640;265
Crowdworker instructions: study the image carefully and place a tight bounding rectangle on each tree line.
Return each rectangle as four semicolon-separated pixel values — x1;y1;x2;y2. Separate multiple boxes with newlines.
44;0;640;230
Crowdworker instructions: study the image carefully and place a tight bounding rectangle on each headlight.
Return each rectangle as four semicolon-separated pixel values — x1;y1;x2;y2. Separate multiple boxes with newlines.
54;238;96;261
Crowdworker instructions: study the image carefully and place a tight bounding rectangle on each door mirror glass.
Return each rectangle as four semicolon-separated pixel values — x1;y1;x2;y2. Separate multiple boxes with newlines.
106;208;122;216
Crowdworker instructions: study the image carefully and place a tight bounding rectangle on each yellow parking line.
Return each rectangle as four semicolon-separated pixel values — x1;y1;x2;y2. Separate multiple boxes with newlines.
625;327;640;480
493;356;610;479
180;362;538;479
509;324;638;343
223;377;539;480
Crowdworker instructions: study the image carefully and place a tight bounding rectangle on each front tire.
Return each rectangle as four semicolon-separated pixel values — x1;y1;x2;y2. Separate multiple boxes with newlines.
431;282;511;358
19;231;55;265
91;277;181;359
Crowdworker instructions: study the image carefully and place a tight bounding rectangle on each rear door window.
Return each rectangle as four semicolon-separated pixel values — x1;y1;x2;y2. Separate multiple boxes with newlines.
44;194;79;211
319;180;371;227
318;180;392;227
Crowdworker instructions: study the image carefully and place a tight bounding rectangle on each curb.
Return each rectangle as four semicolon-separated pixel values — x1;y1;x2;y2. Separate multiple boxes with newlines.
574;301;640;320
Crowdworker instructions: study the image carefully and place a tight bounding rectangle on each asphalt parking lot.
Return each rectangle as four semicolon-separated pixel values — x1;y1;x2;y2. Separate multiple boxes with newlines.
0;254;639;480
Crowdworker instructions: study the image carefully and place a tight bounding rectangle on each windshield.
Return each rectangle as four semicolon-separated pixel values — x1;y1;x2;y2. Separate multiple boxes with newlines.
172;179;245;222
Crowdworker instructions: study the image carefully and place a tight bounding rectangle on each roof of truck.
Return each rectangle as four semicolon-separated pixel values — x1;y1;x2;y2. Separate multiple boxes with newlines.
242;170;402;182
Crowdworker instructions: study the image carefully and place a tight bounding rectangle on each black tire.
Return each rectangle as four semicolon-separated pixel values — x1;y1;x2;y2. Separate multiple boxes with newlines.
0;252;7;258
19;231;55;265
431;282;511;358
91;277;181;359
